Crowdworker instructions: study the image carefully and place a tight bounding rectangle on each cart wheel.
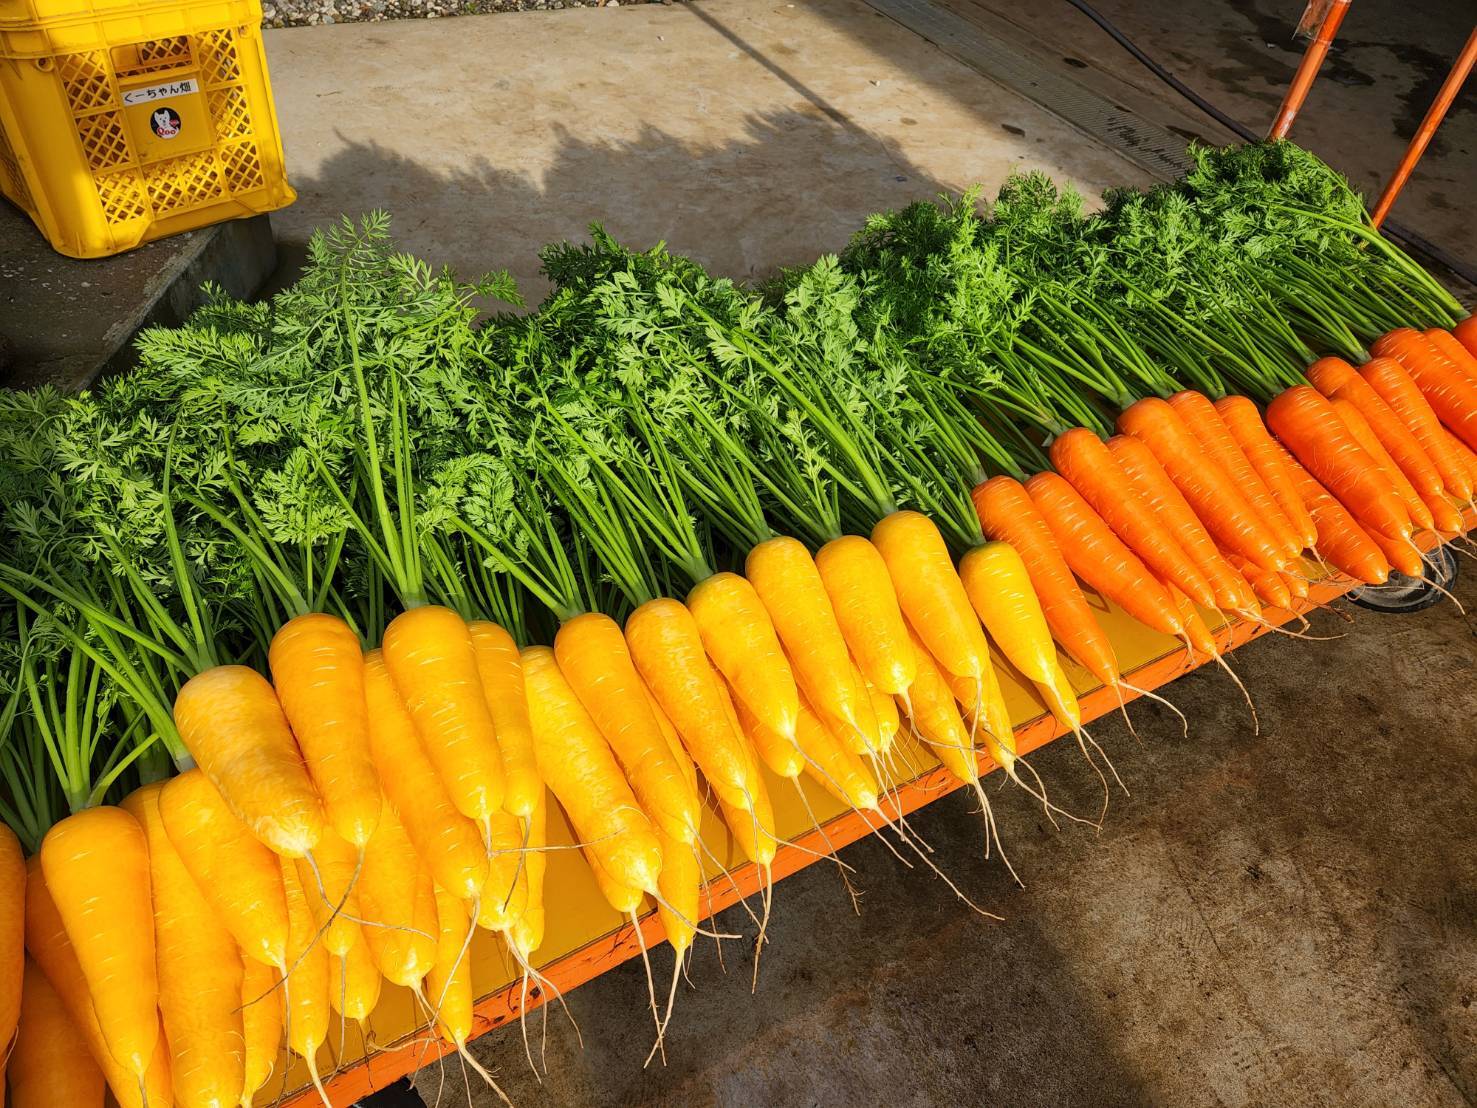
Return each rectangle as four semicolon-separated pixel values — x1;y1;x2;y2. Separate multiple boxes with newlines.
1349;542;1460;613
356;1078;427;1107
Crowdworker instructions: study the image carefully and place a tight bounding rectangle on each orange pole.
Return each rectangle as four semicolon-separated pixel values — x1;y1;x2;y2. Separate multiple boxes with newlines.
1370;25;1477;228
1267;0;1353;140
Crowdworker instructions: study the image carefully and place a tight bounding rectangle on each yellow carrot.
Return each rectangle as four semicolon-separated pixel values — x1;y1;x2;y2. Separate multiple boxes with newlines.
712;669;778;867
509;788;550;961
9;957;106;1108
328;934;382;1023
426;886;474;1047
159;768;289;970
173;665;324;858
688;572;800;740
799;695;880;811
747;536;871;732
522;646;663;900
21;858;173;1108
294;826;363;957
626;598;769;818
357;803;437;988
269;612;382;849
815;535;917;696
280;857;331;1105
123;782;245;1108
556;612;701;843
382;605;506;824
872;511;991;684
472;808;529;934
363;649;488;901
39;806;157;1080
239;956;282;1108
899;626;980;787
468;620;542;820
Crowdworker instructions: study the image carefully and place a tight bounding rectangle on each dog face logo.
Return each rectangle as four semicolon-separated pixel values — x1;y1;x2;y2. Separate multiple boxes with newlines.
150;107;182;139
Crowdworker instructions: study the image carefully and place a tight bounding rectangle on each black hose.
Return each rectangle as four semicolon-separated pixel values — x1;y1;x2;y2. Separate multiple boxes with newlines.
1059;0;1477;288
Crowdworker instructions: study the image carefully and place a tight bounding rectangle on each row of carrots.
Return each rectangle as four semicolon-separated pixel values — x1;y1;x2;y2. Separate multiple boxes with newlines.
2;323;1476;1108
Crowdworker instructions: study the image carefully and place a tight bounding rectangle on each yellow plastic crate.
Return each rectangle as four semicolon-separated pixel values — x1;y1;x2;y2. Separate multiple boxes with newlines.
0;0;294;257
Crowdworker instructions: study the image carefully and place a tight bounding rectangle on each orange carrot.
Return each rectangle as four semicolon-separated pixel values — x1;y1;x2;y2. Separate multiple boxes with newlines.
1446;430;1477;492
1372;328;1477;452
1164;583;1219;659
1050;428;1215;607
1425;328;1477;383
1283;448;1390;585
1025;472;1185;638
971;475;1119;687
1219;545;1292;611
1267;386;1413;542
1367;524;1425;578
1105;433;1256;614
269;613;381;850
1280;567;1310;601
1453;318;1477;360
1310;356;1461;529
1118;397;1288;573
1213;395;1319;552
1359;356;1474;501
1170;390;1302;559
1330;396;1435;531
39;807;157;1080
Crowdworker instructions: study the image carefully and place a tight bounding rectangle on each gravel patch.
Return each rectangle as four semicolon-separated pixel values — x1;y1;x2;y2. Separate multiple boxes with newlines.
261;0;675;28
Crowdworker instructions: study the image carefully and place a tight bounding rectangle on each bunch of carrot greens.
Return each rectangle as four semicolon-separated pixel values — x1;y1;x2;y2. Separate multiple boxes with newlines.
2;140;1476;1108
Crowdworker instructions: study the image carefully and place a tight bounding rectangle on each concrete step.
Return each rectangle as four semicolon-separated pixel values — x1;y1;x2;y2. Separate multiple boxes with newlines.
0;203;279;391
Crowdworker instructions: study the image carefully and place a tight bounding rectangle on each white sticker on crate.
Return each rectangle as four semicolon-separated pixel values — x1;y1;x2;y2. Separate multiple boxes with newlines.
122;79;200;106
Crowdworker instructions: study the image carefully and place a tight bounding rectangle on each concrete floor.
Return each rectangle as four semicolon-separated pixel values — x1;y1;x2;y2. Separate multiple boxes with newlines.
445;581;1477;1107
262;0;1153;302
939;0;1477;263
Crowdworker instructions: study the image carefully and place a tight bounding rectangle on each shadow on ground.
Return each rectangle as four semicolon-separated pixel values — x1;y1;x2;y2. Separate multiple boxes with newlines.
270;102;949;300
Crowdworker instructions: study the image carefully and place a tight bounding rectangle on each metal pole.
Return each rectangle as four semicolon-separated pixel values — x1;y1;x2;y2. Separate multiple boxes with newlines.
1267;0;1353;140
1370;25;1477;228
